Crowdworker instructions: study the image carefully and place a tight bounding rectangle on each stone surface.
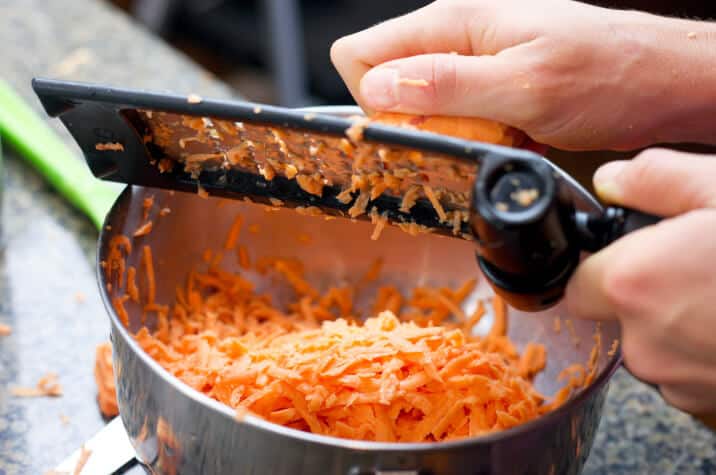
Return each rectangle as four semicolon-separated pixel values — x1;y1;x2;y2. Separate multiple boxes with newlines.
0;0;713;473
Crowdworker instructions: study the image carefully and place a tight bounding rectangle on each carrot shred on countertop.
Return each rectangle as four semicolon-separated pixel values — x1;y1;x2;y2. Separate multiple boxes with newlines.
73;445;92;475
96;212;599;443
95;342;118;418
12;372;63;398
0;323;11;336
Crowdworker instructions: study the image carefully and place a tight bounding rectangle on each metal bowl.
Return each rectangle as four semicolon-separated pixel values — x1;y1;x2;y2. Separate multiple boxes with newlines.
100;107;621;475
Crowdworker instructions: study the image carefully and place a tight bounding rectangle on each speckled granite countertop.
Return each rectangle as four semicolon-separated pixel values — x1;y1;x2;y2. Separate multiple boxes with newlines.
0;1;713;474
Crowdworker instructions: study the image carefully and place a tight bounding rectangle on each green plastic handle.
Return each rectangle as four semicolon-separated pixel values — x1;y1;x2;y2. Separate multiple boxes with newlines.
0;79;121;230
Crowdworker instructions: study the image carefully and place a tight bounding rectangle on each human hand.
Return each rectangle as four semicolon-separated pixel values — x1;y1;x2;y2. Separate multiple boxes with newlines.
565;149;716;424
331;0;716;151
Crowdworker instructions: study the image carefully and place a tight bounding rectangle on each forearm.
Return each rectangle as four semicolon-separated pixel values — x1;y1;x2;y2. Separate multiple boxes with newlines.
619;11;716;147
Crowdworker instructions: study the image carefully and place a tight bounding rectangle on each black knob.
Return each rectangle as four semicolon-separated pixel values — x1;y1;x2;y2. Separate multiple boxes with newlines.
470;156;580;311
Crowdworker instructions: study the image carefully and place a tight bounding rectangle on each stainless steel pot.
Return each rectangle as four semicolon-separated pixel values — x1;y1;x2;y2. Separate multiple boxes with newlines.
100;107;621;475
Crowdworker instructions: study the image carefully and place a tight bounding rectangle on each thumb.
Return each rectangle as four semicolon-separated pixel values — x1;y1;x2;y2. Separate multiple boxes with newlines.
593;149;716;216
358;52;529;124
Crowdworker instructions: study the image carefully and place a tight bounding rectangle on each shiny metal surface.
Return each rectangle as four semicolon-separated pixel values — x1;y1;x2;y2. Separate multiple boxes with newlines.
99;107;621;475
53;416;135;474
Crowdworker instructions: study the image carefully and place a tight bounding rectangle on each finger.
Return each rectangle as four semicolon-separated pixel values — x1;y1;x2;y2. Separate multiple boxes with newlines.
356;52;531;122
593;149;716;216
566;209;716;321
330;3;467;113
660;383;716;415
330;1;527;112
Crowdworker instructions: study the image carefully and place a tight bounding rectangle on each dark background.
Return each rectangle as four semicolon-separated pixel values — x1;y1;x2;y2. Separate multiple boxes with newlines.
108;0;716;190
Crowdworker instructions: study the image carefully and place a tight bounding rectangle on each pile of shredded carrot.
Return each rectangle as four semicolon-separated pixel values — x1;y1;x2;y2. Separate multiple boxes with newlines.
96;211;603;442
143;310;546;441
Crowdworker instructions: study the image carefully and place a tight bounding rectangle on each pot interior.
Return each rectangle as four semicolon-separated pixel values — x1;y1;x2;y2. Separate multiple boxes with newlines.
102;185;620;399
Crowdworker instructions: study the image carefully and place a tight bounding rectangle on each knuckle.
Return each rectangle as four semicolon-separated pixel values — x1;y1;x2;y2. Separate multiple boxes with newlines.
628;149;669;179
516;51;574;127
431;54;458;104
329;37;351;65
620;334;664;385
600;263;641;315
659;386;689;411
659;385;709;415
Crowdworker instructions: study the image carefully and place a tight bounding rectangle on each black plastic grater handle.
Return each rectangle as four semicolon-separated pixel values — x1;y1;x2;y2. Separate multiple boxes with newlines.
575;207;662;253
471;155;662;311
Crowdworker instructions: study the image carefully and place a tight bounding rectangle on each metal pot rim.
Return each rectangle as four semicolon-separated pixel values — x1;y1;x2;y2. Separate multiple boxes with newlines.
100;105;621;452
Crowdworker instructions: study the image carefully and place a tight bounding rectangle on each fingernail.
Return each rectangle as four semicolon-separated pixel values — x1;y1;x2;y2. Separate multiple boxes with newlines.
593;160;628;203
360;67;399;109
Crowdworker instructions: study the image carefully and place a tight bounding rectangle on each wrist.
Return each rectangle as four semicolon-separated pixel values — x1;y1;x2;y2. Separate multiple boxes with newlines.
615;10;716;147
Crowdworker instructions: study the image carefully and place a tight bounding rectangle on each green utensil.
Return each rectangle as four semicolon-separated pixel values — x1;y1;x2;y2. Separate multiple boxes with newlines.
0;79;121;230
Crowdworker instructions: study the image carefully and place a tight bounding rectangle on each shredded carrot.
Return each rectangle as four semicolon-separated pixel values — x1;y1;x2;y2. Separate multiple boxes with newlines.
94;342;118;418
488;295;508;338
400;186;420;213
105;235;131;290
73;445;92;475
224;215;243;250
126;258;554;442
142;245;156;305
518;343;547;379
360;258;383;284
95;142;124;151
585;326;602;387
0;323;11;336
237;245;251;269
607;339;620;358
12;372;63;398
397;78;429;87
370;210;388;241
423;185;447;222
202;248;213;263
565;319;580;347
210;251;224;269
464;301;485;333
112;295;130;327
142;196;154;221
127;266;139;303
159;207;171;217
133;221;153;237
135;308;543;442
553;316;561;334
